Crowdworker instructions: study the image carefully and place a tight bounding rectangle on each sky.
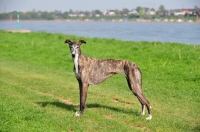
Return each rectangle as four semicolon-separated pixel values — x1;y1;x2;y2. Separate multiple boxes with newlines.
0;0;200;13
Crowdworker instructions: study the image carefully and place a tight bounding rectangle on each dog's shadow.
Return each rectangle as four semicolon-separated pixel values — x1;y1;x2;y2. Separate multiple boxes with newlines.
36;101;77;112
87;104;140;116
36;101;140;116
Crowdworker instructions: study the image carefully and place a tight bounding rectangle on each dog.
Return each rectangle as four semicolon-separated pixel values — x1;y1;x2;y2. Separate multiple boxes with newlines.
64;39;152;120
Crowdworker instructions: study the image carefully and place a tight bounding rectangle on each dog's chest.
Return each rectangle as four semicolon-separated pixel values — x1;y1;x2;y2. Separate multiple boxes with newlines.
73;54;81;78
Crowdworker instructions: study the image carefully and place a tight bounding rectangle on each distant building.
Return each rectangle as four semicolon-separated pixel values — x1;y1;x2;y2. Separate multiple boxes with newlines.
157;10;171;16
174;9;185;16
68;13;77;17
79;14;85;17
128;9;138;15
103;10;116;16
144;8;155;15
95;14;100;17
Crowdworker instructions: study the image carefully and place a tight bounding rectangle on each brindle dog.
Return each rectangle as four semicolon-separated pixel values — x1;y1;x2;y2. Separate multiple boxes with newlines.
65;39;152;120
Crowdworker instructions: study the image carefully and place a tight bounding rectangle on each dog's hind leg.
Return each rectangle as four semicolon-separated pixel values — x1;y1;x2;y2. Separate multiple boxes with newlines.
126;78;152;120
136;93;152;120
131;88;152;120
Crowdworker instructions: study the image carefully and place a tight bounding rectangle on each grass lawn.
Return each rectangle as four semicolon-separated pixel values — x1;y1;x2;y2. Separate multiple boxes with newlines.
0;30;200;132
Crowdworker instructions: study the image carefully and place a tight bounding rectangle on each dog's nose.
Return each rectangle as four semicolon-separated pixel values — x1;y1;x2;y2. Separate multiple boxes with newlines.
72;54;75;58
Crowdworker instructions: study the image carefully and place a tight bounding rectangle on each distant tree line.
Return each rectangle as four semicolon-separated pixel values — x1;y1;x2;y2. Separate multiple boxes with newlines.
0;11;60;20
0;5;199;21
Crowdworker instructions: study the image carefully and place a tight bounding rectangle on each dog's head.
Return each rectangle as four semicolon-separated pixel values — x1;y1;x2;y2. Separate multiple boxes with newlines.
65;39;86;58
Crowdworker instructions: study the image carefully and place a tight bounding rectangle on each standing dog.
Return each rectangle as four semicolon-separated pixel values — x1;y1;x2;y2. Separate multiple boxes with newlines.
65;39;152;120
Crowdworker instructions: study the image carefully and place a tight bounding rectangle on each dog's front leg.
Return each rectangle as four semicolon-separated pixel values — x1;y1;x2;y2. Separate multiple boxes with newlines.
75;81;89;116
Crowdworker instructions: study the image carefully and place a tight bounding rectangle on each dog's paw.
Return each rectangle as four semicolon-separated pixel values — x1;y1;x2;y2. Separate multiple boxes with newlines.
146;114;152;120
75;111;81;116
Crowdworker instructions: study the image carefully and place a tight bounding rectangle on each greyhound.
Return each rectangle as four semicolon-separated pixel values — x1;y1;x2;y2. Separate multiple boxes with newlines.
64;39;152;120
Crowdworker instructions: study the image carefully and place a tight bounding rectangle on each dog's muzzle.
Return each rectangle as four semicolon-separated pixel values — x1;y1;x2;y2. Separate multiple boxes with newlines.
72;54;75;58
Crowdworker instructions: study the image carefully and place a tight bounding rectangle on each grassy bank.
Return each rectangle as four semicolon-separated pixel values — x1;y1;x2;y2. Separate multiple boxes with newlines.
0;30;200;132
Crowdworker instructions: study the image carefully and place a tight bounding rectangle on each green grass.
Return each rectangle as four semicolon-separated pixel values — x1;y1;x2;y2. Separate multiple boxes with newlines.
0;30;200;132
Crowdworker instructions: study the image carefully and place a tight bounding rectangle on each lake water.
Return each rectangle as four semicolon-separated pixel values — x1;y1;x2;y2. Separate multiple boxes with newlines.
0;21;200;45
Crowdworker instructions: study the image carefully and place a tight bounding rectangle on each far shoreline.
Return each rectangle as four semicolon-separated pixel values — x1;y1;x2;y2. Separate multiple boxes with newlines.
0;19;199;24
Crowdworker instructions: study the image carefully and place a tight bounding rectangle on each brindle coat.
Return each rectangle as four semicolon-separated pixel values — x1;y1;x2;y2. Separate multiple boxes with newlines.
65;39;152;120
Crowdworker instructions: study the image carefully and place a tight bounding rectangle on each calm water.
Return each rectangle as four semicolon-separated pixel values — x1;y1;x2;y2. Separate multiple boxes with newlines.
0;21;200;45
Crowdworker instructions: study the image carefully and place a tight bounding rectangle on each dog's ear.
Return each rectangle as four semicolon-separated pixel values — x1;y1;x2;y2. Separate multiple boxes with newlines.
65;39;72;44
78;40;86;45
